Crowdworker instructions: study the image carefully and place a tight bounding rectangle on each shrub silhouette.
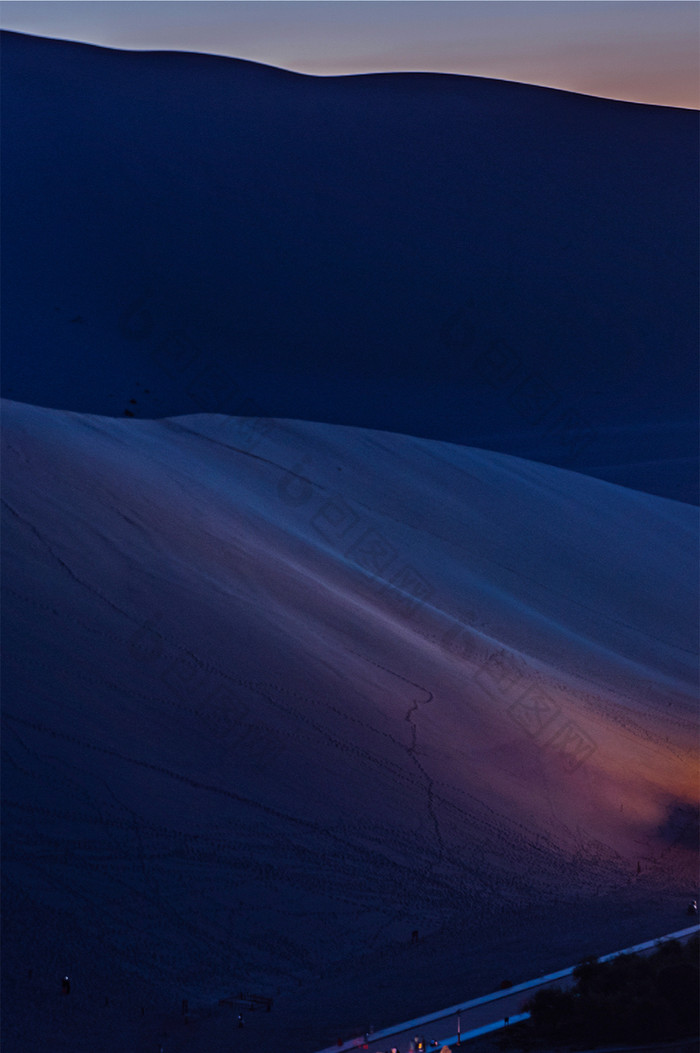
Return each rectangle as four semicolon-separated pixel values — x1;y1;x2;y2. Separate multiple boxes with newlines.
501;935;699;1050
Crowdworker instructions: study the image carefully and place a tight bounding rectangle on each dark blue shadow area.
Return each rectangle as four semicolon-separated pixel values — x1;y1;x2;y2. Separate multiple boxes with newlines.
2;31;698;502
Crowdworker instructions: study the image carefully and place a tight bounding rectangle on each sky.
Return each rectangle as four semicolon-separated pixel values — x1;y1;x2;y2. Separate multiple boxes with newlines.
1;0;698;108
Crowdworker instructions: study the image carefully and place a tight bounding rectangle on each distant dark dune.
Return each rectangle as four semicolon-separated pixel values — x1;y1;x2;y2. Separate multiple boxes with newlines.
1;30;698;501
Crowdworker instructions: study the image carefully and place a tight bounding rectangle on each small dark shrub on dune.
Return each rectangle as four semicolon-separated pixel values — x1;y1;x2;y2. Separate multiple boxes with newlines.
499;936;699;1051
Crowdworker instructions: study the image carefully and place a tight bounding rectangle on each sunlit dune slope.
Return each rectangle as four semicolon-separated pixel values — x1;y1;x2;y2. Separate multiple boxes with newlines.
3;400;697;1030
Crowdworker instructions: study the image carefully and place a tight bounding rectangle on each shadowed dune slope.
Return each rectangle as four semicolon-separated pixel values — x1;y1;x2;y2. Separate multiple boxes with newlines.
1;30;698;502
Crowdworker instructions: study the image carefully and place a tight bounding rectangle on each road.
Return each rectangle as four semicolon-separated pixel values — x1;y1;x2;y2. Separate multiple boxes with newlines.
315;924;700;1053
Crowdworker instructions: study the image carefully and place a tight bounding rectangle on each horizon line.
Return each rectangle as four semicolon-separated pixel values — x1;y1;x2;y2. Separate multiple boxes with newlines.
3;27;698;112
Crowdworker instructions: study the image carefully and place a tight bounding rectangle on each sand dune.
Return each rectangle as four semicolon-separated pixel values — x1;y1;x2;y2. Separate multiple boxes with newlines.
1;30;697;501
2;398;697;1050
1;29;697;1053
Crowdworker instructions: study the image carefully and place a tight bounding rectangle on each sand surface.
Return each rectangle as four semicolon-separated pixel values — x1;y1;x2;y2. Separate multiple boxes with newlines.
2;401;697;1051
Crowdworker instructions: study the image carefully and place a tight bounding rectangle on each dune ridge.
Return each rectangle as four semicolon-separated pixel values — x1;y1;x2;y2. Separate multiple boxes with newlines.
1;30;697;502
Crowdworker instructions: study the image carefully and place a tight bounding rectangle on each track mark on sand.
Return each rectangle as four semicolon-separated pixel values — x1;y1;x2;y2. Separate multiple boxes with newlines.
350;651;445;869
